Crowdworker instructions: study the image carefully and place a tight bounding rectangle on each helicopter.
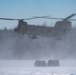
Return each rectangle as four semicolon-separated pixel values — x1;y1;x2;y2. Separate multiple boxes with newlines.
0;14;76;39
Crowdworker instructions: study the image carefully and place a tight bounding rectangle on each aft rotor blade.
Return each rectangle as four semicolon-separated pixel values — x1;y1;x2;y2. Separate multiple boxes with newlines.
64;14;76;20
40;17;64;20
24;16;64;20
41;17;76;21
69;19;76;21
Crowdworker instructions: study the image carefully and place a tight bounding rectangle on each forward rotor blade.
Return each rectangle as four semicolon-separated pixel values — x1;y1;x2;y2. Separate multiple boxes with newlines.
34;16;50;18
23;17;41;20
0;18;19;20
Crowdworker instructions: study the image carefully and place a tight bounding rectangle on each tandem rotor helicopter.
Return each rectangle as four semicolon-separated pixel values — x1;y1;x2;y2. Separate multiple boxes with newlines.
0;14;76;39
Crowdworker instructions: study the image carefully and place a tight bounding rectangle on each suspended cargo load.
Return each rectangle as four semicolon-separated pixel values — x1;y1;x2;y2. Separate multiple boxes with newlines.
48;60;60;67
34;60;47;67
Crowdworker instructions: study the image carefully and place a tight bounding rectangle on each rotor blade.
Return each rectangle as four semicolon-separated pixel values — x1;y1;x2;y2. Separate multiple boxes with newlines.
23;17;76;21
69;19;76;21
26;16;64;20
64;14;76;20
40;17;76;21
0;17;76;21
23;17;42;20
0;18;19;20
32;16;51;19
39;17;64;20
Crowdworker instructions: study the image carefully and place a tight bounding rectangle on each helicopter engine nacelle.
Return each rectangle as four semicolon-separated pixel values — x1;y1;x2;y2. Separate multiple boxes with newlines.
53;20;72;37
54;20;72;29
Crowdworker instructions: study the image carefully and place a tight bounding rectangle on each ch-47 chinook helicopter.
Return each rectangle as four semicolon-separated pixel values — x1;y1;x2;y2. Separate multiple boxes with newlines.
0;14;76;39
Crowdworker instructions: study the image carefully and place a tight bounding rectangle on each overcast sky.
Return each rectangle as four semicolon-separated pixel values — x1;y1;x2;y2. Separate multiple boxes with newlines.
0;0;76;29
